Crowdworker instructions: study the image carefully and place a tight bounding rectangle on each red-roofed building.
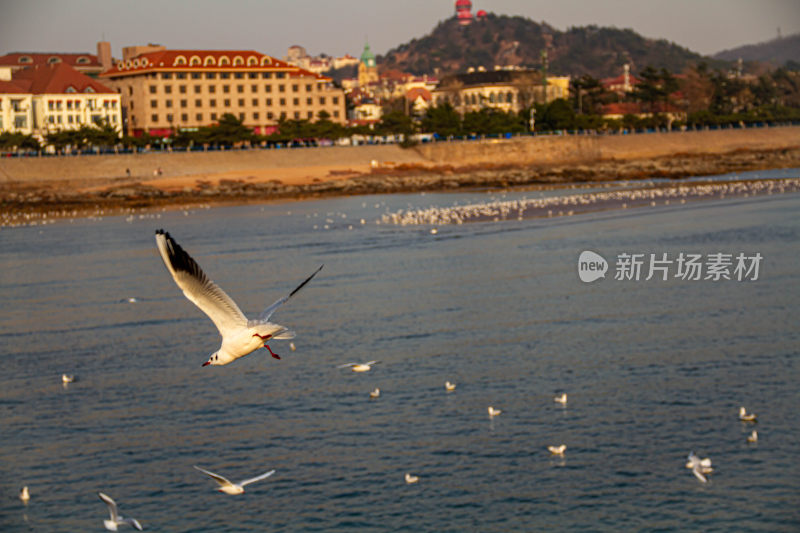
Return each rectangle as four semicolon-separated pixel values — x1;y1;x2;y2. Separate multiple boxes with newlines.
0;63;121;137
100;46;345;136
601;65;640;96
0;52;103;77
406;87;432;115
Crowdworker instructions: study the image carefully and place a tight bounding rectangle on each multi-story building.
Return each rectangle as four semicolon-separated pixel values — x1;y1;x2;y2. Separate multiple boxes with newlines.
0;63;121;138
433;69;570;114
100;46;346;136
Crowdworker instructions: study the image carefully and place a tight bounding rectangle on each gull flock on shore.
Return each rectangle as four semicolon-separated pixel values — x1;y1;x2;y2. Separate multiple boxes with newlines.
380;178;800;226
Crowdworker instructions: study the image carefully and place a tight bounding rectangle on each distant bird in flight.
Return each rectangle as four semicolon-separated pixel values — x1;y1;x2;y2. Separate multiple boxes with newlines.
338;361;378;372
155;230;322;366
97;492;143;531
685;451;713;483
194;465;275;495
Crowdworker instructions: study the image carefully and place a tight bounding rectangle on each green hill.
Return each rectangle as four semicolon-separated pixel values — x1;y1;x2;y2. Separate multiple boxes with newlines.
379;13;718;78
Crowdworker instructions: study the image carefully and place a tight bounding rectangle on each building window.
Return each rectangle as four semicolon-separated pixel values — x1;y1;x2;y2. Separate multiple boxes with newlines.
293;98;299;106
179;85;187;94
251;84;258;92
15;116;27;128
161;73;172;79
237;99;244;107
192;73;201;79
181;113;188;121
151;114;158;122
209;99;216;107
224;99;230;107
166;114;173;123
253;112;259;120
220;72;230;79
249;72;258;79
130;101;134;110
237;85;244;93
195;99;202;107
196;113;203;121
194;85;201;94
262;72;271;79
293;111;300;119
176;73;186;79
128;86;133;95
150;100;158;108
223;85;230;93
165;85;172;94
266;98;272;106
238;112;244;120
306;84;312;92
279;98;286;106
180;99;187;108
166;100;173;108
252;98;258;106
234;72;244;79
267;112;274;119
276;72;285;79
292;84;299;92
307;111;313;119
209;85;216;94
319;97;326;105
306;98;312;105
205;73;215;79
333;110;339;118
211;113;217;120
333;97;339;105
265;85;272;93
278;85;285;93
280;112;286;119
149;85;157;94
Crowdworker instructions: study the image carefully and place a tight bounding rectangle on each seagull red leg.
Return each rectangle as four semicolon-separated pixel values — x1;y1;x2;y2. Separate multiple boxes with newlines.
253;333;280;359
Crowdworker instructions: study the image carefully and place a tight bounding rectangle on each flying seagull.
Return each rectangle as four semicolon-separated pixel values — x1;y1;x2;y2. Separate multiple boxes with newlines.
338;361;378;372
194;465;275;495
685;451;713;483
97;492;143;531
155;230;322;366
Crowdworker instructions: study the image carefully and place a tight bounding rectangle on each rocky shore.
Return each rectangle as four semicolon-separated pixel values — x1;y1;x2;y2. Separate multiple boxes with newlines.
2;145;800;227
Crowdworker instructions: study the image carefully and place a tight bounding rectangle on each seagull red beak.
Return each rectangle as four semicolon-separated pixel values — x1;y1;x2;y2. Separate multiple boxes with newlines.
202;361;211;367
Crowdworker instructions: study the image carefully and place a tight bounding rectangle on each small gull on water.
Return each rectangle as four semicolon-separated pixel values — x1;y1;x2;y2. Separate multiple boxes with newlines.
739;406;757;422
194;465;275;495
445;381;456;391
370;388;381;398
19;486;29;504
155;230;322;366
488;406;502;417
548;445;567;456
554;393;567;405
405;473;419;484
747;430;758;443
98;492;143;531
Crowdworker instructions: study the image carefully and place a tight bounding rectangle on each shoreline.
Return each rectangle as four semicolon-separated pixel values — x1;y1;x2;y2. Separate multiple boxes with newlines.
2;143;800;227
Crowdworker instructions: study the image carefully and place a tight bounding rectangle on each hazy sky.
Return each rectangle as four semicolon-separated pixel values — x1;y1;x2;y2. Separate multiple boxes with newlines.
2;0;799;60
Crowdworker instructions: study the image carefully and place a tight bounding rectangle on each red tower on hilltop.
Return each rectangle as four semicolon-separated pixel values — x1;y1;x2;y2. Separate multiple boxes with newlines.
455;0;473;26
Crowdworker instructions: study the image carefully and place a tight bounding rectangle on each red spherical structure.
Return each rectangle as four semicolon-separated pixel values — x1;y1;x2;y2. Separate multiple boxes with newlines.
455;0;473;26
476;9;488;20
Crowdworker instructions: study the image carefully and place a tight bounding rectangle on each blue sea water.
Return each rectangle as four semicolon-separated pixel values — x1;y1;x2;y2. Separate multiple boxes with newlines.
1;177;799;531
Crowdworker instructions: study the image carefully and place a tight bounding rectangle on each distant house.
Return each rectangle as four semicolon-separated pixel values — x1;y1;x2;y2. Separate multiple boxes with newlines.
601;65;640;97
0;62;121;139
433;69;570;114
0;51;104;77
406;87;432;115
601;102;686;124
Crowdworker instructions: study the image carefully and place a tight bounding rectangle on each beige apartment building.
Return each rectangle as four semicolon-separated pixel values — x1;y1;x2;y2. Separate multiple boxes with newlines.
100;46;346;136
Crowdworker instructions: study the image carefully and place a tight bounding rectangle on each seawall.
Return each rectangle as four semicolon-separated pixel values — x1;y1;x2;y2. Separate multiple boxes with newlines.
1;126;799;184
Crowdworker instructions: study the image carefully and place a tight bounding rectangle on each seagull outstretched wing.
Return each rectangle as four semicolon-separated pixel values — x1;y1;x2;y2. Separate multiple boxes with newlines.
155;230;248;336
239;469;276;487
253;265;324;325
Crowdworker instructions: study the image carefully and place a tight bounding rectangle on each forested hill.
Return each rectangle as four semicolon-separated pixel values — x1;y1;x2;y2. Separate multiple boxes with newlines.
379;13;716;78
713;33;800;68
